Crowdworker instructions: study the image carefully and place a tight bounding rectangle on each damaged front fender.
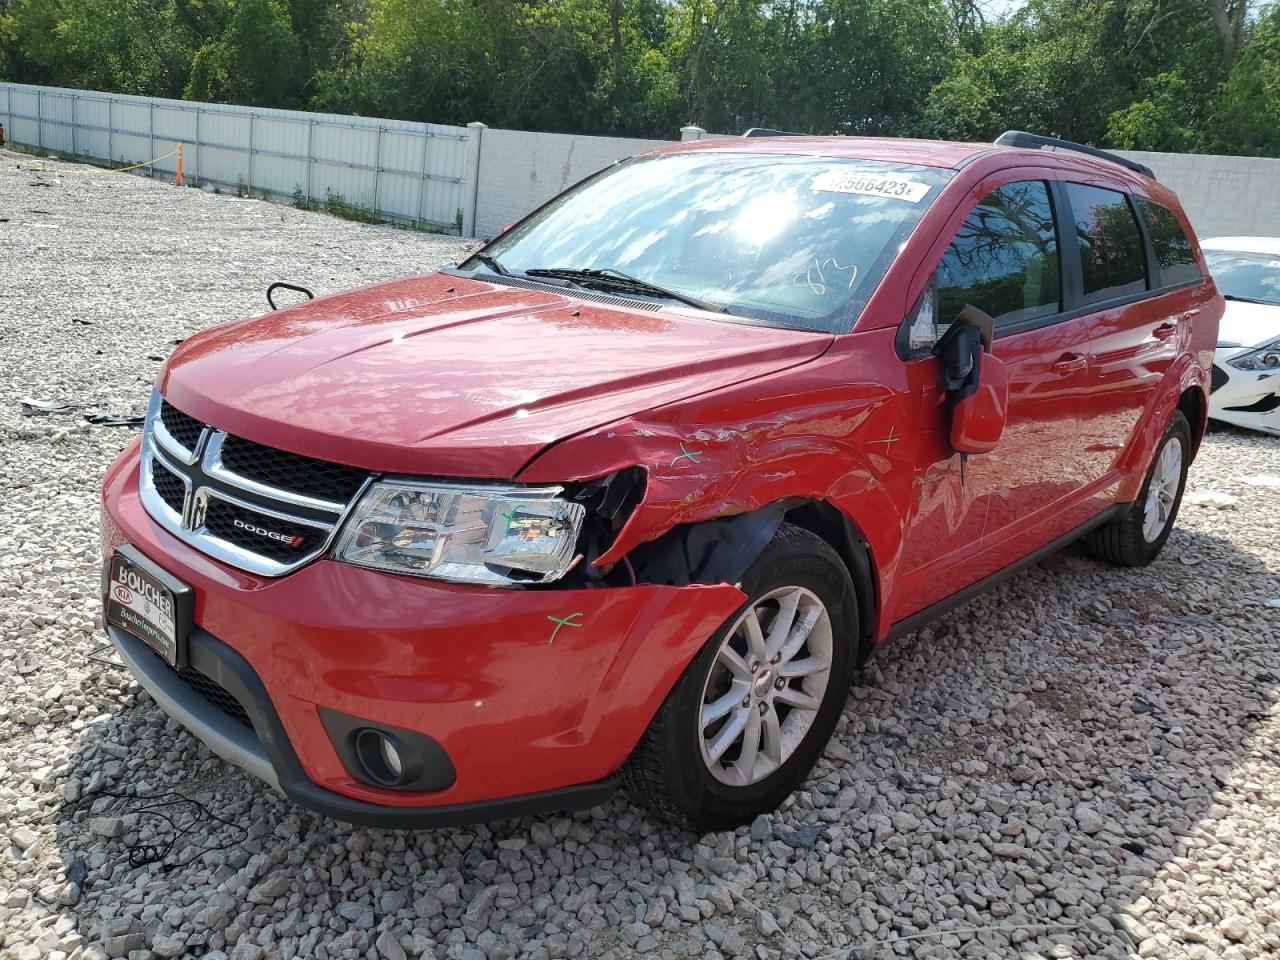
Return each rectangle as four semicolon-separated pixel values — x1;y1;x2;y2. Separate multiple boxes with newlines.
520;359;917;614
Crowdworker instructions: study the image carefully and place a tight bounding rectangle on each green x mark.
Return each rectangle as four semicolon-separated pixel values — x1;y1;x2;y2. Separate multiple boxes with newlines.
500;505;523;534
546;612;584;645
670;441;704;467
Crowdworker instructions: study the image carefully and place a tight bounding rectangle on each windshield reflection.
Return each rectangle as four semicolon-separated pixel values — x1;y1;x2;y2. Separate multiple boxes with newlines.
1206;251;1280;306
471;152;953;333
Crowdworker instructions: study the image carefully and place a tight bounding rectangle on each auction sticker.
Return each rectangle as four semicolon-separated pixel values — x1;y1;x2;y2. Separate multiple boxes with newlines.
812;170;931;202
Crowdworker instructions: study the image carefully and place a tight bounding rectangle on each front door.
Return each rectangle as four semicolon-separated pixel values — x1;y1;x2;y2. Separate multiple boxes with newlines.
894;179;1089;620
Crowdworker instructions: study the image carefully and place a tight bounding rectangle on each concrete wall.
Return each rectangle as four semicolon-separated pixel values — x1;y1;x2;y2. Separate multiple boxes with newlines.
471;126;671;238
1117;150;1280;241
468;134;1280;243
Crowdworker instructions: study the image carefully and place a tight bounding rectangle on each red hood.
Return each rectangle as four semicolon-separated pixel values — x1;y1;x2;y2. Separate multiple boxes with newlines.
160;273;832;478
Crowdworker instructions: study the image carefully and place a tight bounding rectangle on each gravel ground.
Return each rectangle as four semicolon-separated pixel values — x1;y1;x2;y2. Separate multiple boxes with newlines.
1;150;1279;960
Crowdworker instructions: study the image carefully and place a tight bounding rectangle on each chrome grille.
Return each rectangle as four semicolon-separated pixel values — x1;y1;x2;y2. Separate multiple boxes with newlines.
138;390;372;577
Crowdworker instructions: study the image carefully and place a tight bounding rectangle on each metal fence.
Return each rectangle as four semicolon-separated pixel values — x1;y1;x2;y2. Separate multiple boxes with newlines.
0;83;479;233
6;83;1273;242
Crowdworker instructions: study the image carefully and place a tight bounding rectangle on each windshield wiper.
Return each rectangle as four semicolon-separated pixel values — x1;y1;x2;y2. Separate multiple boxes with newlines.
1223;293;1280;306
523;267;726;314
470;252;510;276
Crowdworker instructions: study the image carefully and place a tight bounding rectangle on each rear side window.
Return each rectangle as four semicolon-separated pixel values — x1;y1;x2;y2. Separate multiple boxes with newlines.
936;181;1061;329
1138;199;1202;287
1063;184;1147;304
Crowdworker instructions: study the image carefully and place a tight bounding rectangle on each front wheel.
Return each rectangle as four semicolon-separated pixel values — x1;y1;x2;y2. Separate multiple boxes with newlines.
1086;410;1191;566
621;523;858;829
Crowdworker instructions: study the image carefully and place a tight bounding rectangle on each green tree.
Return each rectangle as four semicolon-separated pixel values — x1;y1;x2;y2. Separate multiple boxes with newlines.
4;0;1280;159
922;0;1113;143
1105;72;1196;151
1202;5;1280;154
185;0;303;105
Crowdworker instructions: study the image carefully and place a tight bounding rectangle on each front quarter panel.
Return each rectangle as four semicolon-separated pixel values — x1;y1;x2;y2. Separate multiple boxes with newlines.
520;330;923;639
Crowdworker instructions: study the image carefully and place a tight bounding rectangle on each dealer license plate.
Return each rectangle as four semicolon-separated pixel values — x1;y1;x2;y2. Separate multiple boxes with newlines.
105;550;191;668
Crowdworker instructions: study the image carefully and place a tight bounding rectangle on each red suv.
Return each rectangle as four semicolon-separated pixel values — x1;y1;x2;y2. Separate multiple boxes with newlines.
101;130;1220;828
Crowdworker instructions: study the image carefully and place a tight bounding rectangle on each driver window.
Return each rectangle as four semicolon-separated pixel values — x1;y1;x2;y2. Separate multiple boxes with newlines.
936;181;1061;333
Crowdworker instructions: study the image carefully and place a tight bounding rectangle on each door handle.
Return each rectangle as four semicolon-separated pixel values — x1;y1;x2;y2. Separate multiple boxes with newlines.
1153;322;1178;340
1051;352;1086;374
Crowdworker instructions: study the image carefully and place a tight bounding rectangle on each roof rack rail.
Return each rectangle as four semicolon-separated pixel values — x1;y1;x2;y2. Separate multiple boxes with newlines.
742;127;803;138
994;130;1156;180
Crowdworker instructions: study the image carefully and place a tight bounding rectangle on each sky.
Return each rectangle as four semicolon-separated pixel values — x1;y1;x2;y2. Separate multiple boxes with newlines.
981;0;1027;19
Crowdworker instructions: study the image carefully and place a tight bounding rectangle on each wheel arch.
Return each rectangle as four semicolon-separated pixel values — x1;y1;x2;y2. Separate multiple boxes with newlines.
782;501;879;665
1117;358;1207;501
1177;383;1207;457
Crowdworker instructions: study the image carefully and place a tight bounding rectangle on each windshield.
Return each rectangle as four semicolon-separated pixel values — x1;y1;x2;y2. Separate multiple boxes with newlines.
1205;250;1280;306
465;152;953;334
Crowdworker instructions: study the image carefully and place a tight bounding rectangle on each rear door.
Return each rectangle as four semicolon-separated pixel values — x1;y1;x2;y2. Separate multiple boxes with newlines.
1067;186;1205;488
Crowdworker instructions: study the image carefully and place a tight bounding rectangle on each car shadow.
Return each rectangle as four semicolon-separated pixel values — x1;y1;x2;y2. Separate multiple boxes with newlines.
45;525;1280;959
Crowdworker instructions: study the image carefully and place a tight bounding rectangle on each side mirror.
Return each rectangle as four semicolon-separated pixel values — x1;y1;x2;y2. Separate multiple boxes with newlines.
934;306;1008;454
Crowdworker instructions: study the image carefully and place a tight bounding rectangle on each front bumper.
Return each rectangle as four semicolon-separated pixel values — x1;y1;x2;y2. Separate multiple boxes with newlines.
108;625;621;827
102;440;745;825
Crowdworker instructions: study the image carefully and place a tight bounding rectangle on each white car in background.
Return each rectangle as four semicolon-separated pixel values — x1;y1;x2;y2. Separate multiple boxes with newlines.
1201;237;1280;436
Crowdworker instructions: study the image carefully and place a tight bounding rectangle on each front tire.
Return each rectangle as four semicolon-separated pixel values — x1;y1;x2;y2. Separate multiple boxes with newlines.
1086;410;1191;566
621;523;858;829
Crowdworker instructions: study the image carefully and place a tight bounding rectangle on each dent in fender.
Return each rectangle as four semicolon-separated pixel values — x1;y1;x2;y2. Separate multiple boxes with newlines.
522;381;902;559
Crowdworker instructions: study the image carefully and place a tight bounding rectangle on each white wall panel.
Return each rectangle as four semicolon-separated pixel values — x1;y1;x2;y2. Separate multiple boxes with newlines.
0;84;471;232
5;84;1277;243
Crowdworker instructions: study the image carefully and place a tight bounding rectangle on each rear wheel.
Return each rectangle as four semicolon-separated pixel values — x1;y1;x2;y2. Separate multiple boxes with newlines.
621;524;857;829
1086;410;1191;566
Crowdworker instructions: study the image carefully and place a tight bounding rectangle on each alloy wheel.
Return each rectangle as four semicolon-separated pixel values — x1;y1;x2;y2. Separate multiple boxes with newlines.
697;586;834;787
1142;435;1184;542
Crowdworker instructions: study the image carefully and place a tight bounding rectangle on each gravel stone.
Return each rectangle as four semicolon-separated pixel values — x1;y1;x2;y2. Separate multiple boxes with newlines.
0;148;1277;960
1220;916;1250;942
88;816;123;839
375;929;408;960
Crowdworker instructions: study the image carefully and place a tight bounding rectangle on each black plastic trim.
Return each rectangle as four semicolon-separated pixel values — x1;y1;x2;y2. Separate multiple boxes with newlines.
318;707;457;792
882;504;1126;644
952;148;999;170
995;131;1156;179
113;620;619;827
1223;393;1280;413
1210;363;1229;394
1128;191;1158;294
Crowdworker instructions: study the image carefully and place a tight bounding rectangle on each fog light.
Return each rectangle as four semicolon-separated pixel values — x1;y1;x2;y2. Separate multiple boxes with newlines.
318;707;456;793
380;737;403;779
354;728;410;787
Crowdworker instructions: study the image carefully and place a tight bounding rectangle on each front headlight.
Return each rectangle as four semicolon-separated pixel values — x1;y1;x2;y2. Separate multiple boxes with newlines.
333;480;586;585
1227;338;1280;371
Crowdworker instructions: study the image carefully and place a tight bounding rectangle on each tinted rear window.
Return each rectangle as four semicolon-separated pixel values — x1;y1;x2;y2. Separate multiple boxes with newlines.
1139;199;1201;287
1064;184;1148;304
